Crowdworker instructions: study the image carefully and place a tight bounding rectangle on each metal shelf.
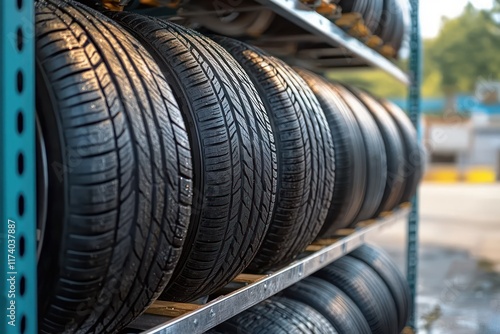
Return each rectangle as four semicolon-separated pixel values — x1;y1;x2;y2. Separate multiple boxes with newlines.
253;0;410;85
126;205;411;334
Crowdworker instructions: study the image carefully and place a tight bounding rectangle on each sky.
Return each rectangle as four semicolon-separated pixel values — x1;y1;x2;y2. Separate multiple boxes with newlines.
421;0;494;38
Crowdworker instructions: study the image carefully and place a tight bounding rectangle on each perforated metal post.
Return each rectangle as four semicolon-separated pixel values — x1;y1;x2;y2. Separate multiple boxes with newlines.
407;0;421;331
1;0;37;333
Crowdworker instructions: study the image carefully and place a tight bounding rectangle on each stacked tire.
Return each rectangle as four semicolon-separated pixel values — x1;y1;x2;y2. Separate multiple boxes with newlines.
35;0;421;332
333;0;409;55
296;71;423;238
210;244;412;334
332;0;384;33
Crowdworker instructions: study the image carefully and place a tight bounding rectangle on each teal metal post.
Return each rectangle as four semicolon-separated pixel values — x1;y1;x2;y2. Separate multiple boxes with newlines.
407;0;421;331
1;0;37;332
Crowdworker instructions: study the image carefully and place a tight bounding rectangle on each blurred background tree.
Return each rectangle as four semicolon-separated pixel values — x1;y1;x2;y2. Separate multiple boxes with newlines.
326;2;500;100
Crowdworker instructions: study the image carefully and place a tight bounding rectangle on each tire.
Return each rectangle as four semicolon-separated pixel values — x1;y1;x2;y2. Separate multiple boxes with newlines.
315;256;399;334
375;0;391;40
212;37;335;271
280;277;371;334
346;86;405;214
36;1;193;333
295;69;366;237
334;0;382;32
364;0;384;33
380;99;422;202
214;297;337;334
349;244;412;332
105;12;278;301
332;84;386;223
377;0;403;51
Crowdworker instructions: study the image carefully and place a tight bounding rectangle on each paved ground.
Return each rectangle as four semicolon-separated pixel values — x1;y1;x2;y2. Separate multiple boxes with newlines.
368;183;500;334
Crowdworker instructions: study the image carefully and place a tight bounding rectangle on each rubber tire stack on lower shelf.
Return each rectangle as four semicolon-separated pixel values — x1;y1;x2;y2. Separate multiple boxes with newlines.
209;297;337;334
34;0;421;331
210;244;412;334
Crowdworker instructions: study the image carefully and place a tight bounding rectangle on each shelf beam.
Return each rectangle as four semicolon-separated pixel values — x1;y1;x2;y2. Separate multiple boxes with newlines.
129;205;411;334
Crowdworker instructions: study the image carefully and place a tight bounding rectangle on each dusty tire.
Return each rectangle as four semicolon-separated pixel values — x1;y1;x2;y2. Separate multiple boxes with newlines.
315;256;399;334
281;277;371;334
334;0;383;32
349;244;412;332
332;84;387;223
380;99;423;202
105;13;278;301
346;86;405;213
296;69;366;237
214;297;337;334
212;37;335;271
36;0;193;332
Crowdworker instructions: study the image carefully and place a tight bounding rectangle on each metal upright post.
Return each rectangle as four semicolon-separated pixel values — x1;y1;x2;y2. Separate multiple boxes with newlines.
1;0;37;333
407;0;421;331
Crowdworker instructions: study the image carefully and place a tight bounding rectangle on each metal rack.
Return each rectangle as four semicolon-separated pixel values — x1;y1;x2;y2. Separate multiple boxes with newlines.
1;0;38;333
1;0;420;333
128;205;411;334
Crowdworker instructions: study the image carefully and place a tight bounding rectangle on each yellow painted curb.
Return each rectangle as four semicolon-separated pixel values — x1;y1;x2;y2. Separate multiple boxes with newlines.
465;168;496;183
424;167;497;183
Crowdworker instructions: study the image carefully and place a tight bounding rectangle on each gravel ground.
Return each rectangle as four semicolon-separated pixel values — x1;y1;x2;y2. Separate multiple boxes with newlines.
368;183;500;334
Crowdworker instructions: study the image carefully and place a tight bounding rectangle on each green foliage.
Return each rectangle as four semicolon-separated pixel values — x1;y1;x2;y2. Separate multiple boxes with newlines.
429;4;500;93
325;69;407;98
327;3;500;99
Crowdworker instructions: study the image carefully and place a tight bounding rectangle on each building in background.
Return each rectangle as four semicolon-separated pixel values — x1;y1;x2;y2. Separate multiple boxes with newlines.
393;81;500;182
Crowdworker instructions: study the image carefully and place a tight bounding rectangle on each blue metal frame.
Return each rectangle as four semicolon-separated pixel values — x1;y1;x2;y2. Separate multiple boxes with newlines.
256;0;410;84
407;0;421;331
1;0;37;333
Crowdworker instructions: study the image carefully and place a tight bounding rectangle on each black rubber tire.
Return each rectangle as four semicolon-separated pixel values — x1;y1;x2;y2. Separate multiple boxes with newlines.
295;69;366;237
332;84;387;223
380;99;422;202
315;256;399;334
387;0;406;52
346;86;406;214
105;12;278;301
375;0;392;41
394;0;410;54
214;297;337;334
349;244;412;332
281;276;371;334
334;0;382;32
377;0;405;52
363;0;384;33
36;1;193;333
212;38;335;272
204;330;225;334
